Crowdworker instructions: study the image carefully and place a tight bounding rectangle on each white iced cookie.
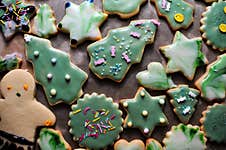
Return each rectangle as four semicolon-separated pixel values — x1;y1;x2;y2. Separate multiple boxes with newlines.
0;69;56;142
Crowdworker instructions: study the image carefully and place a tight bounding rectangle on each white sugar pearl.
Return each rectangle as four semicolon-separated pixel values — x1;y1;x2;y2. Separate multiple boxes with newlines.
140;91;145;97
50;89;57;96
123;102;128;107
144;128;149;134
34;51;39;57
51;58;57;64
47;73;53;80
159;99;165;105
142;110;148;117
127;121;133;127
160;117;166;123
65;74;71;81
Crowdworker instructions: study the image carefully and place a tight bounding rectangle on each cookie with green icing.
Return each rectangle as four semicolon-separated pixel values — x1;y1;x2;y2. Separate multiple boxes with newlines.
69;93;123;149
150;0;194;30
38;128;71;150
103;0;147;19
200;0;226;51
0;0;36;40
24;34;88;105
163;124;207;150
114;139;145;150
136;62;175;90
120;87;168;136
58;0;108;47
0;53;22;72
195;54;226;101
31;4;57;38
88;20;158;82
160;31;208;80
146;138;163;150
167;85;199;124
200;103;226;143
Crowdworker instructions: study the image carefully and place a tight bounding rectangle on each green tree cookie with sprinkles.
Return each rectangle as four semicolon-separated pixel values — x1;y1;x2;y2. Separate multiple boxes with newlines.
121;87;168;136
58;0;108;47
200;103;226;143
69;93;123;149
195;54;226;101
167;85;199;124
151;0;194;30
24;34;88;105
0;0;36;40
200;0;226;51
160;31;208;80
163;124;207;150
88;19;158;82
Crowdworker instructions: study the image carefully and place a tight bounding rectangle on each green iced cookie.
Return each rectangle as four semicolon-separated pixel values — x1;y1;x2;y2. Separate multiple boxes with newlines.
0;53;21;72
69;93;123;149
146;138;163;150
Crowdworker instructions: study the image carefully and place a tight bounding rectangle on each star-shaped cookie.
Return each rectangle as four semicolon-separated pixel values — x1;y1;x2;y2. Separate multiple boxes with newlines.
120;87;168;136
160;31;208;80
58;0;108;47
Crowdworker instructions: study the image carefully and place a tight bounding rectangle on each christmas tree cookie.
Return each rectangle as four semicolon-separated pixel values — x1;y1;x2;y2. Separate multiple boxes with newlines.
120;87;168;136
200;103;226;143
0;69;56;143
136;62;175;90
24;34;88;105
103;0;147;19
200;0;226;51
31;4;57;38
146;138;163;150
195;54;226;101
150;0;194;30
69;93;123;149
0;0;36;40
58;0;108;47
38;128;71;150
88;20;158;82
163;124;207;150
167;85;199;124
114;139;145;150
160;31;208;80
0;53;22;72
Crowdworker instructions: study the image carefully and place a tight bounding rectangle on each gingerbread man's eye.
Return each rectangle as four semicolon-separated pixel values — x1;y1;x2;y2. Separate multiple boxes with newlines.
7;85;12;90
23;84;29;91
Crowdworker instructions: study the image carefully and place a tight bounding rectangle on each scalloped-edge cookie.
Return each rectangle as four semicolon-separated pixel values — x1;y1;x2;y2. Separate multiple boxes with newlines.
163;124;207;150
38;128;71;150
69;93;123;149
114;139;145;150
200;103;226;143
146;138;163;150
103;0;147;19
195;53;226;101
200;0;226;51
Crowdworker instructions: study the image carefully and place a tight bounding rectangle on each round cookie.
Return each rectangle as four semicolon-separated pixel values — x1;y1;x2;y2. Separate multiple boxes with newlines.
163;124;207;150
200;103;226;143
200;0;226;51
38;128;71;150
69;93;123;149
0;69;56;142
114;139;145;150
103;0;147;19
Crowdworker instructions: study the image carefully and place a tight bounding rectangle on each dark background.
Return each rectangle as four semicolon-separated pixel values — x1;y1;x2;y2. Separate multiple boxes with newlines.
0;0;225;149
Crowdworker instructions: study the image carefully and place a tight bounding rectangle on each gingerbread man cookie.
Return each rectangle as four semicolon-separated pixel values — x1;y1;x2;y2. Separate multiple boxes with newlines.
0;69;56;143
58;0;108;47
0;0;36;40
103;0;147;19
88;20;158;82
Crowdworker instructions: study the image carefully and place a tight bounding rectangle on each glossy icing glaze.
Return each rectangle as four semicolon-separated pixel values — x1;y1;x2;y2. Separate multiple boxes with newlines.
200;0;226;51
151;0;194;30
160;31;208;80
24;34;88;105
38;128;71;150
167;85;199;124
200;103;226;143
103;0;146;18
58;1;108;47
0;0;36;40
88;20;157;82
163;124;206;150
136;62;174;90
121;87;168;136
69;93;123;149
31;4;57;38
195;53;226;100
0;53;21;72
